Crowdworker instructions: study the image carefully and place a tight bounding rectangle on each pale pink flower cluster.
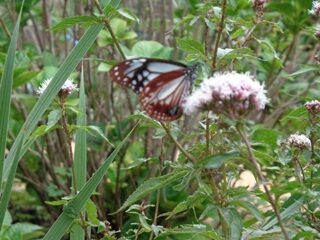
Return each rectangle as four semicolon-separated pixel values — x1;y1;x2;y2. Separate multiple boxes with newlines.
37;78;78;96
183;72;268;118
304;100;320;114
287;133;311;150
310;1;320;16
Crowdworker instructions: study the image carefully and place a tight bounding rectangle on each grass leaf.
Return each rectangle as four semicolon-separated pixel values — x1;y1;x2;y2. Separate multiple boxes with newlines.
73;67;87;190
0;0;22;184
3;24;103;182
42;121;140;240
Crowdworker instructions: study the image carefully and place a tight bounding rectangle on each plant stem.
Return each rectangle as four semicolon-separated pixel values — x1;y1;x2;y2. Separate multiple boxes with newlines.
149;141;165;240
211;0;227;72
59;96;78;192
205;111;210;154
94;0;126;60
94;0;135;116
236;123;290;240
160;122;196;162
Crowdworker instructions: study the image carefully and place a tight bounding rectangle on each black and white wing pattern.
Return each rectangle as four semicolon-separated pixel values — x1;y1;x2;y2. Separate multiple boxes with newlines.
109;58;197;121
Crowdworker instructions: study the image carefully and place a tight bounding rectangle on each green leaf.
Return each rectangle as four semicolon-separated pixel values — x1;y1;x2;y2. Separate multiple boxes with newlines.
177;39;205;55
202;151;239;169
97;18;137;46
3;23;104;183
0;0;22;186
69;223;84;240
117;170;188;213
103;0;121;18
46;109;62;130
218;207;243;240
73;71;87;189
86;126;114;147
252;128;279;150
8;223;43;240
45;200;68;206
0;132;24;228
157;224;223;240
139;214;152;231
289;64;320;77
117;8;139;22
176;38;206;61
280;106;308;123
218;47;255;64
51;16;101;32
262;196;304;230
166;191;205;219
70;71;87;239
252;149;276;165
131;41;172;58
231;200;263;222
42;122;139;240
86;200;99;226
30;125;59;139
128;111;162;128
97;62;113;72
13;69;39;88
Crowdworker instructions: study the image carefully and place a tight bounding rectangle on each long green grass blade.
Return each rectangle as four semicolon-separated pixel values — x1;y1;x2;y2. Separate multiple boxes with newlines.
3;24;103;182
0;1;22;186
43;122;140;240
70;67;87;240
73;67;87;190
0;133;24;228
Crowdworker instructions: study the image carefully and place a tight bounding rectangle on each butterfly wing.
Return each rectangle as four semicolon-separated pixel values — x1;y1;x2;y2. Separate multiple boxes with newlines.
139;69;191;121
109;58;187;94
109;58;197;121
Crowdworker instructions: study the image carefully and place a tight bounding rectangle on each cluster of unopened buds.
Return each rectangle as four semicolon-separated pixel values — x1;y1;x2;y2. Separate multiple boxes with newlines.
252;0;267;20
305;100;320;115
287;133;311;151
309;2;320;40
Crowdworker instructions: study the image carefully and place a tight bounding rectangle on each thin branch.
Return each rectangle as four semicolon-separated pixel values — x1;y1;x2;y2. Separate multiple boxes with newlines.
149;140;164;240
205;111;210;154
94;0;126;60
211;0;227;72
159;0;166;44
236;124;290;240
0;16;11;38
94;0;135;115
160;122;196;162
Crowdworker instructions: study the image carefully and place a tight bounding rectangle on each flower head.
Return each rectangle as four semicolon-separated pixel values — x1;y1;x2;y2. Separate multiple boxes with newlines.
252;0;267;20
183;72;268;119
37;78;78;97
304;100;320;115
287;133;311;150
310;1;320;16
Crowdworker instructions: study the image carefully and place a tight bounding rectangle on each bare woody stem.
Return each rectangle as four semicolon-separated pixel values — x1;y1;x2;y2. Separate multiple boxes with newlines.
94;0;135;114
205;111;210;154
59;96;78;192
160;122;196;162
236;123;290;240
211;0;227;72
94;0;126;61
149;142;164;240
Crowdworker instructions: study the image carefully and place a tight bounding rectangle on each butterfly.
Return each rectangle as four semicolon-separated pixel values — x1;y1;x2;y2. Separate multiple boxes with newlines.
109;58;198;121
